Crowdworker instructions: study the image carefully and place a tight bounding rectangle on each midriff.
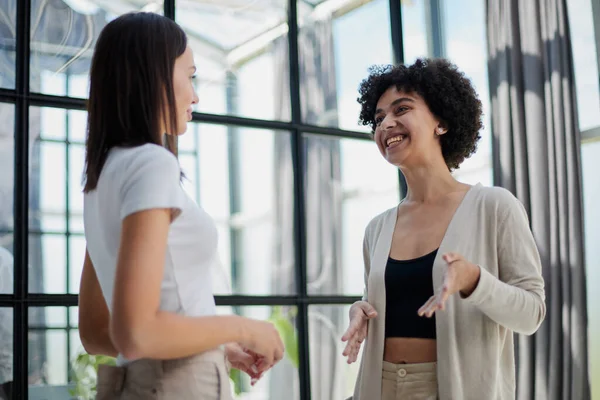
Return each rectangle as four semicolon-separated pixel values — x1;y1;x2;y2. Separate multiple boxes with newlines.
384;337;437;363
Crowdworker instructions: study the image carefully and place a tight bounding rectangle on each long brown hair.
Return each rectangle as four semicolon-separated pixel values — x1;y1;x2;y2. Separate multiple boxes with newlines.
84;12;187;192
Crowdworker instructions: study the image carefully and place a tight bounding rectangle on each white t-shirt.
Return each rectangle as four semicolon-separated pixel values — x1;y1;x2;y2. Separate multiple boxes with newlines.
83;144;218;360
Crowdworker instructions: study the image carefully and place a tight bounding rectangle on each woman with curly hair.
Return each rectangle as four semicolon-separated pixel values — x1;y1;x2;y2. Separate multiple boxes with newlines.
341;58;546;400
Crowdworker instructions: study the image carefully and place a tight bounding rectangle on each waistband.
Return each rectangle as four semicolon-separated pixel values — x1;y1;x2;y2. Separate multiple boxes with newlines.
382;360;437;382
382;360;437;374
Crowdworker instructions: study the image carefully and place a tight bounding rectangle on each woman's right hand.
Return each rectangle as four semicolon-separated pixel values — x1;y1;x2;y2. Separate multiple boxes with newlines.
240;319;285;371
341;301;377;364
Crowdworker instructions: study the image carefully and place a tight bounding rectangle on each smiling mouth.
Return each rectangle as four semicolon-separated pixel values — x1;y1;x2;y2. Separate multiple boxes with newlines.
386;135;407;147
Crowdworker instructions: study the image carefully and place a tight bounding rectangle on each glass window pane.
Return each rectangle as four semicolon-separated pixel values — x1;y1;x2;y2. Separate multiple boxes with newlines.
68;144;85;234
567;0;600;131
176;0;290;121
217;305;300;399
30;1;162;96
30;106;69;232
67;109;87;144
29;306;67;328
441;0;492;186
304;134;400;296
0;0;16;89
582;140;600;399
308;304;362;400
401;0;429;63
29;307;81;399
29;234;67;294
0;103;14;232
69;235;85;295
0;233;12;295
29;106;87;294
69;306;78;328
38;107;67;141
31;141;66;232
182;123;295;296
0;307;12;396
298;0;393;130
0;102;14;295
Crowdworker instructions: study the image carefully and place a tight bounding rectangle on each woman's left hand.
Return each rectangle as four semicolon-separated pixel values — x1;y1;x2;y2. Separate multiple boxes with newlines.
225;343;269;385
418;252;481;318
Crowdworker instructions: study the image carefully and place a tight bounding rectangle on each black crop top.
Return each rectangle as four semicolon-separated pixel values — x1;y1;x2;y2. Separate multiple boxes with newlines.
384;249;437;339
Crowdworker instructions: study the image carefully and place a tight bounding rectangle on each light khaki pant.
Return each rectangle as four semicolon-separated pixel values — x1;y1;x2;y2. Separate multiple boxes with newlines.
381;361;438;400
96;349;232;400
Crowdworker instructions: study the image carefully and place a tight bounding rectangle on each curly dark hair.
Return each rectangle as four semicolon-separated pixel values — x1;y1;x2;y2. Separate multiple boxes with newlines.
357;58;483;170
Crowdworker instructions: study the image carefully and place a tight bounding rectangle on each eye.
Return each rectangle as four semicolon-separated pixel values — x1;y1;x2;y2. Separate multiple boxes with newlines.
374;116;384;125
395;106;408;114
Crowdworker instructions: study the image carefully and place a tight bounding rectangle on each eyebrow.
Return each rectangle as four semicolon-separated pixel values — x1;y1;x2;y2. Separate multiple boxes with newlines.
375;97;415;114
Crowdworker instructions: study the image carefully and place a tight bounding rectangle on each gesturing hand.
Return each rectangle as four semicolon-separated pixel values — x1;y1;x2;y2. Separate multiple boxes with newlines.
225;343;267;386
418;252;481;318
341;301;378;364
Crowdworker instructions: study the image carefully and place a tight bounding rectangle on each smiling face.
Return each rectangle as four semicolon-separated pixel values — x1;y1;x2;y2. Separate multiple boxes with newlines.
373;86;446;168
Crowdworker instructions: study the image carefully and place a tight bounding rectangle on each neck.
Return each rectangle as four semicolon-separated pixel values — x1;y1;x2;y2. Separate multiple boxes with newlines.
400;158;463;204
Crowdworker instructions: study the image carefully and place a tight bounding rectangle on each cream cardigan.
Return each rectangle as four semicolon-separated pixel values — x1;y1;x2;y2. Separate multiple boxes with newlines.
351;183;546;400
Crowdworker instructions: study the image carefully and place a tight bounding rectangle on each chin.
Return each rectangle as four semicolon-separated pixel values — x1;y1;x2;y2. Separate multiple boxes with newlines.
176;121;189;135
384;151;407;167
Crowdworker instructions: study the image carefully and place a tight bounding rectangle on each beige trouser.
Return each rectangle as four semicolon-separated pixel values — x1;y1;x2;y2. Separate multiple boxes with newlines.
381;361;438;400
96;349;233;400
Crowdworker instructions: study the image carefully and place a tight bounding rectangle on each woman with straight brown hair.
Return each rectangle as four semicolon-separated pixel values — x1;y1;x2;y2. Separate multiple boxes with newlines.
78;12;284;399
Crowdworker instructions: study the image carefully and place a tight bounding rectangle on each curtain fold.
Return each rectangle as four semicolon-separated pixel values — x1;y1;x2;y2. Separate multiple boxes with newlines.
486;1;590;399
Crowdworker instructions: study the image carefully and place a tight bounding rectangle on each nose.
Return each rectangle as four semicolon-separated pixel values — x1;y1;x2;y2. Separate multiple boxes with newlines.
192;88;199;105
380;114;396;130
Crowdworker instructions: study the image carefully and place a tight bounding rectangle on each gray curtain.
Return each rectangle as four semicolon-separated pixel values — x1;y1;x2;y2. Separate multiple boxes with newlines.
272;15;345;400
486;1;590;399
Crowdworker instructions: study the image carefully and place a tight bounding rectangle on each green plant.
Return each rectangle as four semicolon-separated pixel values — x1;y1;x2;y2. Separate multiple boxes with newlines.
69;353;116;400
268;306;299;368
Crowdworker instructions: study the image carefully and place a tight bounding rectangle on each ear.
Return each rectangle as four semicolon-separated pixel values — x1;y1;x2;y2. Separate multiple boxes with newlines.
435;122;448;136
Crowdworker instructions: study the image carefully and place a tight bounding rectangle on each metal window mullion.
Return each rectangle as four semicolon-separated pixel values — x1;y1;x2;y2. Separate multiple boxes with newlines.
288;1;311;399
26;294;78;306
0;293;361;307
0;88;17;103
164;0;175;19
15;0;31;398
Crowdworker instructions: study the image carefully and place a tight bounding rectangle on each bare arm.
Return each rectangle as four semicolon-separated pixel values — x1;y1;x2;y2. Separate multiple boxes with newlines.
110;208;282;363
78;250;118;357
